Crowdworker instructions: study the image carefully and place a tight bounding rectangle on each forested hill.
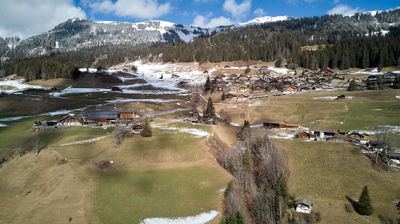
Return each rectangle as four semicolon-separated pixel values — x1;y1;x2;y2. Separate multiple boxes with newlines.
145;9;400;70
3;9;400;80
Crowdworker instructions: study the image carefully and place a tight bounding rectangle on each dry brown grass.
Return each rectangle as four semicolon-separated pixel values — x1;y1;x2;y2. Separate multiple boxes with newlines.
0;150;89;224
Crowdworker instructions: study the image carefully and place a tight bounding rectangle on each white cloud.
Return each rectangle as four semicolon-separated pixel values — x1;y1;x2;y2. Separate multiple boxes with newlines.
89;0;171;19
253;8;266;17
192;15;233;28
0;0;86;38
223;0;251;18
327;4;361;16
333;0;340;4
194;0;212;2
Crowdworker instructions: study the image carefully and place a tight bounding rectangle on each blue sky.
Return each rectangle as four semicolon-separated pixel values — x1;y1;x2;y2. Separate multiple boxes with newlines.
76;0;400;25
0;0;399;38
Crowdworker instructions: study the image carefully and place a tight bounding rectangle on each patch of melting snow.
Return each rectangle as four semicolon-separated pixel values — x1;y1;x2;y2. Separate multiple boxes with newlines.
372;108;383;111
313;96;353;100
107;98;180;104
0;106;89;123
0;123;8;127
230;123;241;127
396;96;400;100
158;126;210;138
268;131;295;140
350;125;400;135
248;100;264;107
0;79;49;94
60;134;113;146
140;210;219;224
217;187;226;193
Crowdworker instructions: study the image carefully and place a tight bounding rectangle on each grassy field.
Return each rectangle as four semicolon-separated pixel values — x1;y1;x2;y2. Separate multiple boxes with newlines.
242;89;400;131
275;139;400;224
0;116;113;149
94;166;229;224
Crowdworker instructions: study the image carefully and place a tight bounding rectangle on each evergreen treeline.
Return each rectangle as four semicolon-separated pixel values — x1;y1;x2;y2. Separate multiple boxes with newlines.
3;10;400;80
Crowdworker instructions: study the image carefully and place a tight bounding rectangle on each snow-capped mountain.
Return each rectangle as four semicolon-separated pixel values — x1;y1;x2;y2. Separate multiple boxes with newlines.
238;16;291;26
0;15;296;58
5;18;210;57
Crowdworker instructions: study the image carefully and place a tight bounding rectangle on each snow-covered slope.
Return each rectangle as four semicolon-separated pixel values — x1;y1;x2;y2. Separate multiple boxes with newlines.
7;18;209;57
238;16;291;26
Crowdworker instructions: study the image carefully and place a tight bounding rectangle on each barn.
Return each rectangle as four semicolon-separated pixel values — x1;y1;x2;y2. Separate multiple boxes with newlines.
57;115;82;126
263;120;288;129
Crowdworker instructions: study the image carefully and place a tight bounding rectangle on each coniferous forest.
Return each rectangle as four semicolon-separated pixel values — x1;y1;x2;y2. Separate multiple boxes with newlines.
3;10;400;80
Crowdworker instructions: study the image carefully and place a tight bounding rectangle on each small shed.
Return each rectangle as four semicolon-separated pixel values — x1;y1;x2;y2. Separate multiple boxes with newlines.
295;199;313;213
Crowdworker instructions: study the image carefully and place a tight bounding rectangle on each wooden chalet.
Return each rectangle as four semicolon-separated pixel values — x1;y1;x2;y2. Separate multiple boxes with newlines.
238;74;249;81
285;124;304;130
263;120;288;129
119;111;135;120
57;115;82;126
225;93;236;100
297;131;315;140
131;124;143;134
314;129;346;139
347;132;370;144
253;79;267;88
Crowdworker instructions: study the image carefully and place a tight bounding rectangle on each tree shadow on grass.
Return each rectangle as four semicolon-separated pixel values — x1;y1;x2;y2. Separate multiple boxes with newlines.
345;196;358;213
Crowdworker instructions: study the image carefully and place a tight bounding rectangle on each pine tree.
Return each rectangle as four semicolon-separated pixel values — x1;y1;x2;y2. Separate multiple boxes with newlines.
206;97;215;115
220;211;244;224
204;77;211;92
221;92;226;101
348;79;357;91
242;149;252;172
243;120;250;129
141;118;152;137
393;76;400;89
357;186;373;216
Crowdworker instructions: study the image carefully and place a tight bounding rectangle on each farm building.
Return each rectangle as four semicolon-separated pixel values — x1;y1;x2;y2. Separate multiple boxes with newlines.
131;124;143;134
314;129;346;139
297;131;315;140
83;111;134;125
347;132;370;144
57;115;82;126
263;120;288;129
285;124;304;130
119;111;135;120
295;199;313;213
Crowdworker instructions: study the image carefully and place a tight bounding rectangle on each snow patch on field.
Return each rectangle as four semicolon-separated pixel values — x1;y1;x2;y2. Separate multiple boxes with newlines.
158;126;210;138
60;134;113;146
248;100;264;107
140;210;219;224
0;106;88;122
0;79;49;94
313;96;353;100
396;96;400;100
0;123;8;127
107;98;180;104
350;125;400;135
268;131;296;139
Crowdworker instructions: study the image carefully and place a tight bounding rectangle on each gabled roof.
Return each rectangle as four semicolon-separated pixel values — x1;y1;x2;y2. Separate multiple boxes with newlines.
264;120;287;125
295;199;313;207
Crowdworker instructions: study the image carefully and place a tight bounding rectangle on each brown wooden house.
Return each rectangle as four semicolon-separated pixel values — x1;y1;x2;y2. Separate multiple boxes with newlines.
57;115;82;126
263;120;288;129
297;131;315;139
